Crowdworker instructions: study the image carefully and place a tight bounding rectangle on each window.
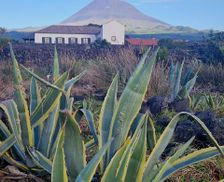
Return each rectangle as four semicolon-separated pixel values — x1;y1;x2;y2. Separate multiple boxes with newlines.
111;36;117;42
81;38;91;44
42;37;51;44
56;37;65;44
69;37;78;44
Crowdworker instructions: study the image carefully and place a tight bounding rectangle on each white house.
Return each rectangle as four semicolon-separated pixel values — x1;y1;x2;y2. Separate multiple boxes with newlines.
34;20;125;45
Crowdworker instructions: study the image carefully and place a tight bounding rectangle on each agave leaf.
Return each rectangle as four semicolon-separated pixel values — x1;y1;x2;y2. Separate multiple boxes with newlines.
64;113;86;181
178;72;198;99
98;74;118;172
101;139;130;182
64;71;86;95
115;115;146;181
85;139;95;149
31;72;68;127
74;109;98;145
53;46;60;81
125;118;148;182
0;119;28;164
0;100;26;159
68;98;74;113
0;100;23;148
108;48;158;160
169;61;176;101
0;135;16;156
52;130;68;182
30;77;42;114
99;73;118;149
160;146;224;181
0;119;11;138
49;127;61;160
81;109;98;144
182;66;193;85
143;112;224;182
102;115;146;182
30;77;42;148
174;61;184;100
59;75;75;111
153;137;195;181
184;72;198;93
9;43;22;85
60;71;85;111
206;94;215;110
147;114;157;152
129;113;144;136
3;153;29;171
39;105;59;157
20;64;64;93
9;44;33;147
76;139;112;182
27;147;52;173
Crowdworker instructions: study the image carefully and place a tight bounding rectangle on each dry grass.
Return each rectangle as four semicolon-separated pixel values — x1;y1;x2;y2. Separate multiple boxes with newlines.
196;63;224;92
60;47;139;96
167;158;224;182
0;62;13;100
147;62;170;98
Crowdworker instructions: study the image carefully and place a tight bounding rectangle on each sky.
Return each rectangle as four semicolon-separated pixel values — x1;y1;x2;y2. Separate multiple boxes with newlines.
0;0;223;30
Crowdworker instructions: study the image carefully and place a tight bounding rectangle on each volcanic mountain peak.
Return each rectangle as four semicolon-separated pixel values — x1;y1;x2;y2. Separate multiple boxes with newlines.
62;0;197;33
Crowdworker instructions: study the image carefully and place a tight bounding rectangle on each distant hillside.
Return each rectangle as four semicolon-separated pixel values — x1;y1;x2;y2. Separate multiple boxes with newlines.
128;32;206;41
62;0;198;34
9;27;43;33
2;31;33;41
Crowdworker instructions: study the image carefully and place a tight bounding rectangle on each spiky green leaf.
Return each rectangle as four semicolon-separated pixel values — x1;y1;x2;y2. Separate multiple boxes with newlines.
0;135;16;156
39;105;59;157
125;120;147;182
30;77;42;147
143;112;224;182
31;72;68;127
101;140;130;182
53;46;60;81
20;64;64;93
161;146;224;181
153;137;195;181
98;74;118;171
108;48;158;160
76;139;112;182
27;147;52;174
9;44;33;147
64;113;86;181
52;130;68;182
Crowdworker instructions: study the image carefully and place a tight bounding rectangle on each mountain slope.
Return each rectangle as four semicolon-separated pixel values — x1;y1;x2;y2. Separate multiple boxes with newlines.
62;0;181;33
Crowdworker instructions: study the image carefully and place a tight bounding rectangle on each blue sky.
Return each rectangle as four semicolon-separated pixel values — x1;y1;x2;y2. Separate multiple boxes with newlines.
0;0;223;30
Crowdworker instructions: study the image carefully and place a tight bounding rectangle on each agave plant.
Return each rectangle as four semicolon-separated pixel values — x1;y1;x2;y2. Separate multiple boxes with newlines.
51;48;223;182
169;61;198;102
0;45;223;182
190;93;224;116
0;44;94;172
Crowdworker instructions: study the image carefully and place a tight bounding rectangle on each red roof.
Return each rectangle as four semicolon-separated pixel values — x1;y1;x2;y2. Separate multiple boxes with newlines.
126;38;158;46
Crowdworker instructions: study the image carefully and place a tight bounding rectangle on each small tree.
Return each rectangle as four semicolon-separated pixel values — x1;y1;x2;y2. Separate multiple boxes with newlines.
0;27;8;51
0;27;6;35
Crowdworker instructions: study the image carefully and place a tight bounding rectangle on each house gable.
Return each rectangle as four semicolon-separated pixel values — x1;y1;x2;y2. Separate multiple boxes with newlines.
34;21;125;45
102;20;125;45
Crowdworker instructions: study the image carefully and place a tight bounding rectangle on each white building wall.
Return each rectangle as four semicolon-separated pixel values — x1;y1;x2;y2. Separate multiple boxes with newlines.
102;21;125;45
34;33;97;44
